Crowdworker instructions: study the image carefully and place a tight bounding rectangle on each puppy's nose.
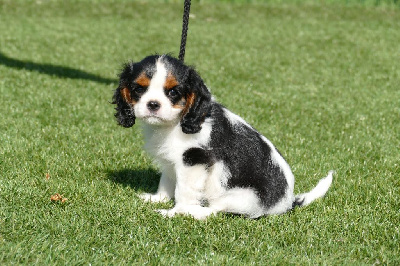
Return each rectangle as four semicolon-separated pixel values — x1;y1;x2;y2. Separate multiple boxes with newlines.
147;101;161;111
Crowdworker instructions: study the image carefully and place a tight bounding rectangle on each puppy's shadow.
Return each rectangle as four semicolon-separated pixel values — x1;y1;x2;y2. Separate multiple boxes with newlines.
107;168;160;193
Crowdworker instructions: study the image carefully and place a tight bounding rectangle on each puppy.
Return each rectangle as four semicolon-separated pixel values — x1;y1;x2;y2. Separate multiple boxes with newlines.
113;54;333;219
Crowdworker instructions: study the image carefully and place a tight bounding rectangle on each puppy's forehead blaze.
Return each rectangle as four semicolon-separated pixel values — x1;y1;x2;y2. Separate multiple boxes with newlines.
164;73;179;89
135;72;151;87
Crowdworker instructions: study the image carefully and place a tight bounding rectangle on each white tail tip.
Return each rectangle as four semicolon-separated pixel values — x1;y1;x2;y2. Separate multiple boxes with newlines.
295;170;334;207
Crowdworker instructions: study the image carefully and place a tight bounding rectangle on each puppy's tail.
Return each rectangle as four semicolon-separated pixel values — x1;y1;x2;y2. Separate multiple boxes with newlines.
292;171;334;208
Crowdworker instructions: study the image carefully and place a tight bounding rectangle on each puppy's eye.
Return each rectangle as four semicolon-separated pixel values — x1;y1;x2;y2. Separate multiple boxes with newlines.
167;89;179;98
134;87;146;94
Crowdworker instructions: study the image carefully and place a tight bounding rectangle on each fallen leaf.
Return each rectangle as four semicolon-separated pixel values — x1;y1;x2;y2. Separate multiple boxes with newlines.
50;193;63;201
50;193;68;203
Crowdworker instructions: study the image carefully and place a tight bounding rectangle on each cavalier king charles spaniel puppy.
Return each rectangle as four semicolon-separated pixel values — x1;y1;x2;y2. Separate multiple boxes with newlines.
113;54;333;219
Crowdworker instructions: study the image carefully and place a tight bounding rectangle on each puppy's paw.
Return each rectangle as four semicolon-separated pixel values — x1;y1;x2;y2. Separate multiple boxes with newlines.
156;206;216;220
190;208;216;220
139;193;170;203
156;208;176;218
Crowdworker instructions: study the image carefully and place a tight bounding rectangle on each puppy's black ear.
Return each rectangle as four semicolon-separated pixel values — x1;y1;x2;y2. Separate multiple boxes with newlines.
181;68;212;134
112;65;136;128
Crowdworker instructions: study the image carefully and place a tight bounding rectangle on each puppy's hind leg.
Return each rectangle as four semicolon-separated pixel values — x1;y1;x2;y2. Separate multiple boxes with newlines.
209;188;266;219
140;166;176;203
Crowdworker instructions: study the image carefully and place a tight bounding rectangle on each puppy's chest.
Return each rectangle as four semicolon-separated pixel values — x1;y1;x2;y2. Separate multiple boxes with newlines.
143;124;211;164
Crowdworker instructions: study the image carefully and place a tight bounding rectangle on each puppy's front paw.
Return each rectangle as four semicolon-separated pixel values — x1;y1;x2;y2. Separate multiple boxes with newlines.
139;193;170;203
156;208;176;218
156;206;216;220
190;208;216;220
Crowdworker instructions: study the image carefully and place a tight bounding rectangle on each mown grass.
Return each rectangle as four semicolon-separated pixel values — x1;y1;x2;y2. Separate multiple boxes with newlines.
1;0;399;264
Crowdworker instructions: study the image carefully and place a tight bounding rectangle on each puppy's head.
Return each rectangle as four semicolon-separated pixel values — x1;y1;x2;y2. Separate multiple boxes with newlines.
113;55;211;134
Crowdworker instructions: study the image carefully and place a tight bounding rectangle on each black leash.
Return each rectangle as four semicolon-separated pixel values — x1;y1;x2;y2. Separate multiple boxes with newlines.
179;0;191;62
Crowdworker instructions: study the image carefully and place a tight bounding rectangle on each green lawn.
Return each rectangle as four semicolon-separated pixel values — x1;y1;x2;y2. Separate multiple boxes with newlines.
1;0;399;264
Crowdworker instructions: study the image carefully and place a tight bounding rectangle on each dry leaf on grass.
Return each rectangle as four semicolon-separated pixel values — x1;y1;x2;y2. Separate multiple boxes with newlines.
50;193;68;203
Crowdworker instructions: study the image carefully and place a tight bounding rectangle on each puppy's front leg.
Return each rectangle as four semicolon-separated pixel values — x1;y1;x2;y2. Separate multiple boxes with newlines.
157;164;215;219
140;165;176;203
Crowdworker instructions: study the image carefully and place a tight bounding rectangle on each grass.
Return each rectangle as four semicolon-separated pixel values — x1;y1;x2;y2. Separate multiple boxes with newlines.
1;0;399;264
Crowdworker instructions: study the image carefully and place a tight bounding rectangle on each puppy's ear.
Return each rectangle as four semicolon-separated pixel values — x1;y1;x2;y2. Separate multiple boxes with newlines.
112;65;136;128
180;68;212;134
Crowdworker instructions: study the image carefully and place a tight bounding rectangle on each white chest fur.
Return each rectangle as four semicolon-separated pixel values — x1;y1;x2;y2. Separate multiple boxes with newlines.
142;119;213;165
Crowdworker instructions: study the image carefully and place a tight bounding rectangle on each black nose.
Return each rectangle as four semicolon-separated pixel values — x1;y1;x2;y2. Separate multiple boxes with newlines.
147;101;161;111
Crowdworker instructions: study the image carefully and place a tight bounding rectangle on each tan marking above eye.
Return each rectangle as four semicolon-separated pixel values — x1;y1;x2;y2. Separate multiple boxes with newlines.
135;72;151;87
164;73;179;89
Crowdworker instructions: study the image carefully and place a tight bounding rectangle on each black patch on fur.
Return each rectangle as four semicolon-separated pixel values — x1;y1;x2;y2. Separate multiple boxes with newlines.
183;147;215;167
207;103;289;209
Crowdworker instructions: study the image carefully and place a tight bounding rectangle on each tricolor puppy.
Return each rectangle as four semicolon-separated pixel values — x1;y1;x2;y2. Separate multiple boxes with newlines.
113;54;333;220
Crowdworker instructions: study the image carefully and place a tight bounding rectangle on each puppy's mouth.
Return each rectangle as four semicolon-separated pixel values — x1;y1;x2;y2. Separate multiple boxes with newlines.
141;114;167;124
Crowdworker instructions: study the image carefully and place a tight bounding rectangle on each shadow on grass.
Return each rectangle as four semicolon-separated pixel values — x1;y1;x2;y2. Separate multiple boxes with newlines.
107;168;160;193
0;51;116;84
